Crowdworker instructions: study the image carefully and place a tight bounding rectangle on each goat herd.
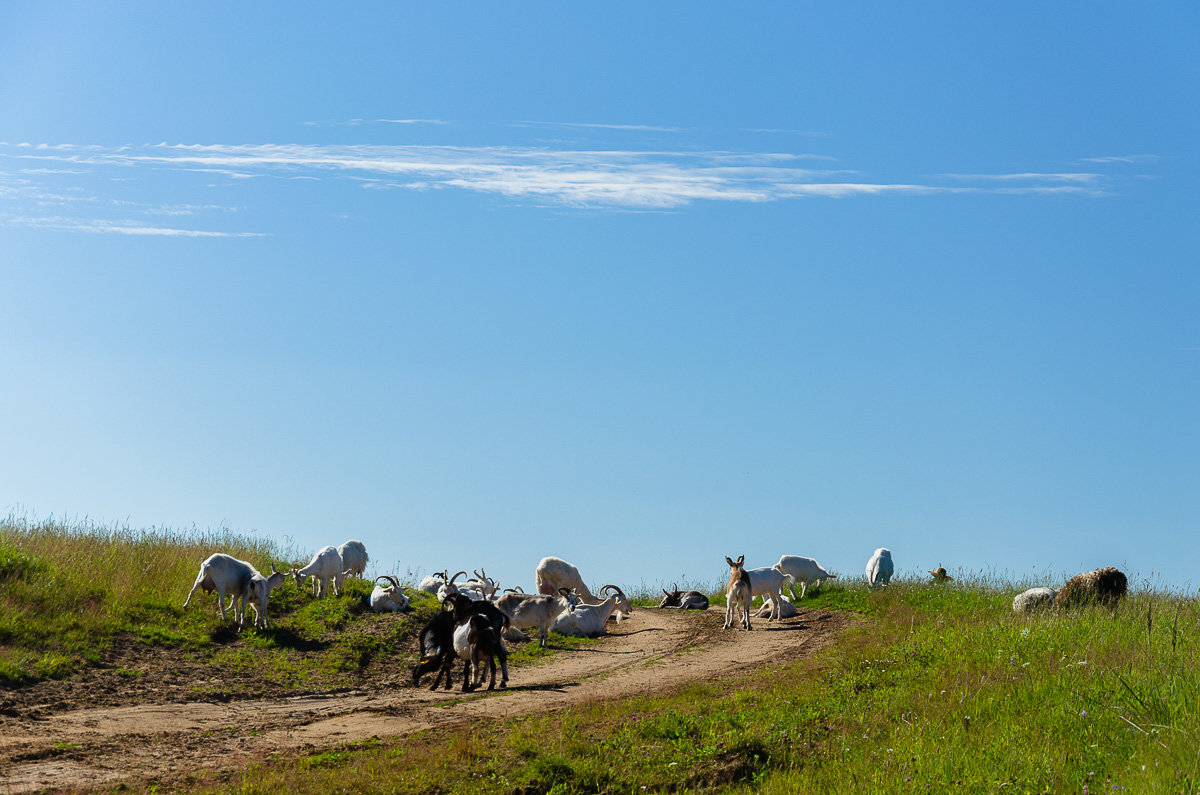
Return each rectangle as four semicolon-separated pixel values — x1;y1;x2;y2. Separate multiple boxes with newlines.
182;541;1130;694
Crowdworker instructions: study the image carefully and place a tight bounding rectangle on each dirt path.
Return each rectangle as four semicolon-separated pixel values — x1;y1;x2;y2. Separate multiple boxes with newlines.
0;606;850;793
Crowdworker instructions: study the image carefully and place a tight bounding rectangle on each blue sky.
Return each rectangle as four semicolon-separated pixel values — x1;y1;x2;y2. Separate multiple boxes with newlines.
2;2;1197;592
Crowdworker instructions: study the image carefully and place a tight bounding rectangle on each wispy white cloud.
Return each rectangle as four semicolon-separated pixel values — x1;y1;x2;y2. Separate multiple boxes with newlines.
10;215;263;237
513;120;688;134
939;172;1103;184
1077;154;1160;165
0;135;1143;237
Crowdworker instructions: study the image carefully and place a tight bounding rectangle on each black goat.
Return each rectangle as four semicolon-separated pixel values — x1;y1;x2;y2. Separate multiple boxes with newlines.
657;583;710;610
412;597;460;690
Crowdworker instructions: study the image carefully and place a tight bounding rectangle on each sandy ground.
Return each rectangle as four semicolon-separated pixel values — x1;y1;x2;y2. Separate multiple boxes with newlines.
0;605;850;793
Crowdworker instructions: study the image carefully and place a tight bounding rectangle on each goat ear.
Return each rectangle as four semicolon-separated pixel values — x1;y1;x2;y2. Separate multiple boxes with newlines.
736;555;745;565
725;557;735;567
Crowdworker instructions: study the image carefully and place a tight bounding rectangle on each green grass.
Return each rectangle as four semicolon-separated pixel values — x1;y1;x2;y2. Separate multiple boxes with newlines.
0;515;437;690
179;577;1199;794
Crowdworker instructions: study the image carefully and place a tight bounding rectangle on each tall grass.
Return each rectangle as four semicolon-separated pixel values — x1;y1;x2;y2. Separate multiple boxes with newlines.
0;515;395;686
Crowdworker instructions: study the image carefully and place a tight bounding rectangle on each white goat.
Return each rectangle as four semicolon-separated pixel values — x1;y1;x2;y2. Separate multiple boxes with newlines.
865;548;894;588
494;588;581;647
550;585;631;636
773;555;837;599
338;540;369;578
1013;587;1057;613
461;569;499;600
436;570;469;602
369;575;410;612
742;564;794;620
183;553;285;630
754;591;799;619
535;556;601;604
292;545;345;598
418;569;450;595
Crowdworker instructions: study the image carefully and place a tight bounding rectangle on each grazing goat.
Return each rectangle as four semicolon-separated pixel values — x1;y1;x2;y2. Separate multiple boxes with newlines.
1013;587;1057;613
773;555;837;600
369;575;410;612
292;545;345;598
742;564;794;620
928;565;952;584
495;588;581;647
535;556;601;604
723;555;752;630
551;585;631;636
865;548;894;589
657;584;710;610
338;540;369;578
183;553;285;630
1056;567;1127;609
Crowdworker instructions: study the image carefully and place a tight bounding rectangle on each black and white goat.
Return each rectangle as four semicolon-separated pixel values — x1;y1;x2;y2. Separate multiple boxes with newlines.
657;584;710;610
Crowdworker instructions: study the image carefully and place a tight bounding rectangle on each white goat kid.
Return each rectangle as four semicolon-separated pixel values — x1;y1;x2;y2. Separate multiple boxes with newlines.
292;545;345;598
865;548;894;589
773;555;837;600
550;585;631;636
338;540;369;579
183;553;285;630
494;588;581;647
535;556;601;604
369;575;410;612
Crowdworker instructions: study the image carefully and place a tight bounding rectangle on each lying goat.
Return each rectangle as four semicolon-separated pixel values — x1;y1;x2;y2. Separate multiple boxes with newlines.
657;584;709;610
550;585;631;637
369;575;410;612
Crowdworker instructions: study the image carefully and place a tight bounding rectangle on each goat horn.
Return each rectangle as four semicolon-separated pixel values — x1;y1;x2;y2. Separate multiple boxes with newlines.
600;584;624;597
449;570;467;584
375;575;400;588
473;569;483;581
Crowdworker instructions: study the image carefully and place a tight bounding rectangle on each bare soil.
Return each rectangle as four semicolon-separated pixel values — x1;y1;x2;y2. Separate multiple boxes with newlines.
0;605;851;793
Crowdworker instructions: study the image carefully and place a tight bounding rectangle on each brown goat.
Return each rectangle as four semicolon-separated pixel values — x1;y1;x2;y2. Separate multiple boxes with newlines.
723;555;753;630
1056;567;1127;609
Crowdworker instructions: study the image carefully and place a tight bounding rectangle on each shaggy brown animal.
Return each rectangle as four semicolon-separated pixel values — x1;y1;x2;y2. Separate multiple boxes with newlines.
1056;566;1128;609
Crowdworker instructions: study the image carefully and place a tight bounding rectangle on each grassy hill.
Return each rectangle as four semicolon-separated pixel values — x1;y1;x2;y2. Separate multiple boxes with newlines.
2;517;1198;792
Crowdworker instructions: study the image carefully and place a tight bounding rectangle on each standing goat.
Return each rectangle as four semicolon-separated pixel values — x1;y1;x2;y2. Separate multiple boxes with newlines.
773;555;837;600
495;588;581;646
183;553;286;630
865;548;894;589
453;614;502;691
723;555;752;630
741;563;794;620
535;556;601;604
292;545;345;598
338;540;369;579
